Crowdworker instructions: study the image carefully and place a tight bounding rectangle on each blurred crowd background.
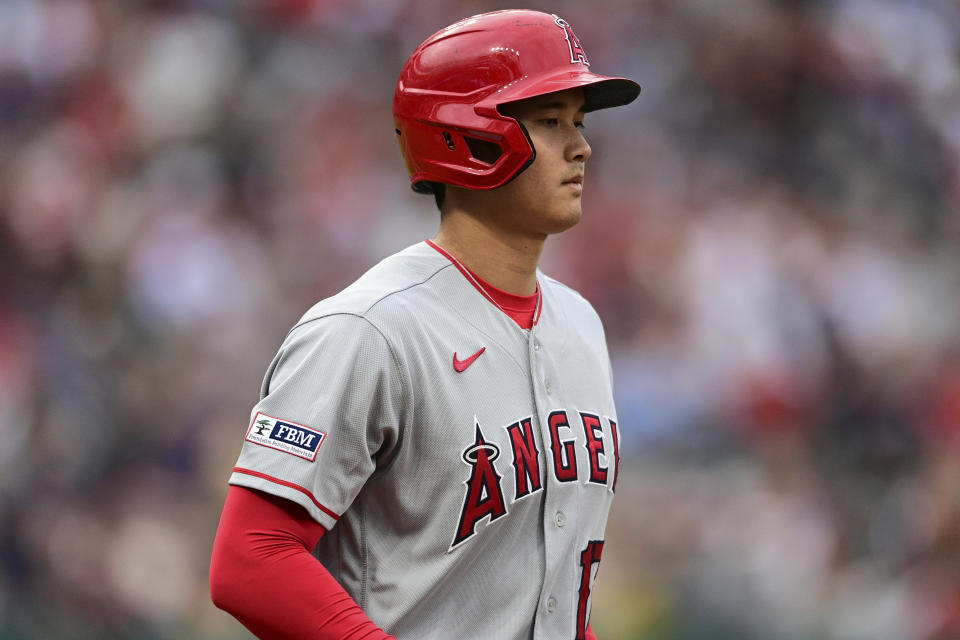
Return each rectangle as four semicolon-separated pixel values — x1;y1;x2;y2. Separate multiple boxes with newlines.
1;0;959;638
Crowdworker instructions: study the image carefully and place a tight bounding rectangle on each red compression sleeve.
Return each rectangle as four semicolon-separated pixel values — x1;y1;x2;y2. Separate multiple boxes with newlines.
210;485;395;640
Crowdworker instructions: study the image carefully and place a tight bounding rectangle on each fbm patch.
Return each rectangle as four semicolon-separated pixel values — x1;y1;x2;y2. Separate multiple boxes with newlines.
245;412;325;461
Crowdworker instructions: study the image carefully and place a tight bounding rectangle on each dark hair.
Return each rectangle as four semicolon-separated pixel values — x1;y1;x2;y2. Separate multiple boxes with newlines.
425;182;445;211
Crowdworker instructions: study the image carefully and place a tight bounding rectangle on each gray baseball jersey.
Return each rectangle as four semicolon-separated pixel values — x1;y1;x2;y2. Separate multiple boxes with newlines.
229;240;622;640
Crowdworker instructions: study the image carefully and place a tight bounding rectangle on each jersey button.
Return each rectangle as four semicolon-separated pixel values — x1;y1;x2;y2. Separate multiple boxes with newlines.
555;511;566;527
546;597;557;613
533;341;540;351
545;380;551;394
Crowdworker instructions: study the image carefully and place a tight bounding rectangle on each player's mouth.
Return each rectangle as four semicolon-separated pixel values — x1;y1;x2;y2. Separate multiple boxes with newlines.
563;174;584;193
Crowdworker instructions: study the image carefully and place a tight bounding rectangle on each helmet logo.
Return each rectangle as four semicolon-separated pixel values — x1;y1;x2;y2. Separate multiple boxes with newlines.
553;15;589;66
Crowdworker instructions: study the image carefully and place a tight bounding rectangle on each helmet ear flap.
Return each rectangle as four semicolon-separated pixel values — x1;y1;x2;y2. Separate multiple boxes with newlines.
394;109;534;191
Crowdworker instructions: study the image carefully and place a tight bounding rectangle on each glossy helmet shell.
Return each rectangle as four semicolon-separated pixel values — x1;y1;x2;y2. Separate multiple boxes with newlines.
393;10;640;193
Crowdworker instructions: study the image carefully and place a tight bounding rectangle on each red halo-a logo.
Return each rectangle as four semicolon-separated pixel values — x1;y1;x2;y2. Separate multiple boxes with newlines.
553;15;590;65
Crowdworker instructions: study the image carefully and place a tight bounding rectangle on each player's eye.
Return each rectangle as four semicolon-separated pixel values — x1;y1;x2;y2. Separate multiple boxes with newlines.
575;120;585;130
539;118;559;126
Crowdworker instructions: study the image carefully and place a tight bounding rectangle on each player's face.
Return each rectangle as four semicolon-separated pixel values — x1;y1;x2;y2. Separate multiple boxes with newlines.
448;88;591;239
495;88;591;236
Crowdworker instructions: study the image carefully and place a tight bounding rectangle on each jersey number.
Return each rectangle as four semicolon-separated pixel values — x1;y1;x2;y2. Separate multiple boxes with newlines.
575;539;604;639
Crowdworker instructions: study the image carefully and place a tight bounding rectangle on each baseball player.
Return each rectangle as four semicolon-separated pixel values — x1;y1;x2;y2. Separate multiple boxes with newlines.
210;10;639;640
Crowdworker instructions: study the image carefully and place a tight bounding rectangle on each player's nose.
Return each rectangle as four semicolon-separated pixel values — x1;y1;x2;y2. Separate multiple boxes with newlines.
568;127;591;163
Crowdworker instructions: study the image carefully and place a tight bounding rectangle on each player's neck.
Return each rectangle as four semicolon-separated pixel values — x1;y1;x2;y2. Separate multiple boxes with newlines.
433;212;544;296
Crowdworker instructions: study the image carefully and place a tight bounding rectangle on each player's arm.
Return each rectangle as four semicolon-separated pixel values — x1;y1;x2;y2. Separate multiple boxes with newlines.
210;485;395;640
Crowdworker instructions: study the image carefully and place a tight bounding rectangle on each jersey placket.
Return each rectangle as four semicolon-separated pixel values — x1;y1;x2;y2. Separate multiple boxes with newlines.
527;310;578;640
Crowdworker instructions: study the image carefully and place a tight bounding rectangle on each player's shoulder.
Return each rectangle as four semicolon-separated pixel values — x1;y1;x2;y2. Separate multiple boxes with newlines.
539;273;603;323
294;241;448;328
539;274;612;367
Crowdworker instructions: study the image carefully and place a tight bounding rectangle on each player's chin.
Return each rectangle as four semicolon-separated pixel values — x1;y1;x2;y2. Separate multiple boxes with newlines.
545;207;582;234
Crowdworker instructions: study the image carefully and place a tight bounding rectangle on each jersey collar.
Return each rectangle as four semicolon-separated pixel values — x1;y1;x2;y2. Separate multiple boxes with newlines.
425;239;543;328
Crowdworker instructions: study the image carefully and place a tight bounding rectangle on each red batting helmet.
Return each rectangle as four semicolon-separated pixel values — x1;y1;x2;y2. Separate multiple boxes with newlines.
393;10;641;194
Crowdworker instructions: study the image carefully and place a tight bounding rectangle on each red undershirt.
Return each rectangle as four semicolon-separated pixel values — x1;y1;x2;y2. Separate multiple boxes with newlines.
210;245;598;639
457;261;540;330
474;275;539;329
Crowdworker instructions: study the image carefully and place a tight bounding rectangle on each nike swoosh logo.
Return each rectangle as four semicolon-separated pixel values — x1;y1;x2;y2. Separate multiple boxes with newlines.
453;347;486;373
